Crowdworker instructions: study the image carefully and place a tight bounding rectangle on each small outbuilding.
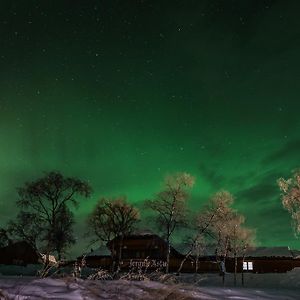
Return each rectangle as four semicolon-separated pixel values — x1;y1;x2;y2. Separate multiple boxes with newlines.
232;246;300;273
0;241;40;266
78;246;111;268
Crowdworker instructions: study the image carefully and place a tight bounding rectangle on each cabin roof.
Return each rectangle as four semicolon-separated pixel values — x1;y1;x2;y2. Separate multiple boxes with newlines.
172;244;298;258
85;246;111;257
107;233;167;245
245;247;293;258
290;249;300;258
172;243;216;256
132;229;156;236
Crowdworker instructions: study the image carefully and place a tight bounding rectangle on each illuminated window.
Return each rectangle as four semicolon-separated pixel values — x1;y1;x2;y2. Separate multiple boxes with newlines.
243;261;253;270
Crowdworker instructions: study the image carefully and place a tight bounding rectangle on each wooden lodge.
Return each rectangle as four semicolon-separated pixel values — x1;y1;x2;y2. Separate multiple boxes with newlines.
79;232;300;274
108;232;186;271
80;232;220;272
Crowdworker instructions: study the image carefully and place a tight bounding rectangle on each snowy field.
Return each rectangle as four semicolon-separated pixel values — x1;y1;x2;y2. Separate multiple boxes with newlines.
1;270;300;299
0;276;300;300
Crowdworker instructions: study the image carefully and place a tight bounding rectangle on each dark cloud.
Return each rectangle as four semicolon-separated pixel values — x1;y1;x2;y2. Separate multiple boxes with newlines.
229;171;256;187
253;206;293;243
198;163;225;189
262;139;300;166
237;183;277;204
235;169;284;207
243;200;293;245
258;170;287;184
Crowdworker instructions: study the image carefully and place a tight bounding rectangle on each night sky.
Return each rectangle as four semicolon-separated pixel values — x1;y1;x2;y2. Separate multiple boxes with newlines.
1;0;300;257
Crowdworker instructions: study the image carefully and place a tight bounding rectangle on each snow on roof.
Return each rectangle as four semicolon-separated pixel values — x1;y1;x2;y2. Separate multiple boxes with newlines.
131;229;156;236
245;247;293;258
172;243;216;256
172;244;297;258
85;246;111;257
290;249;300;258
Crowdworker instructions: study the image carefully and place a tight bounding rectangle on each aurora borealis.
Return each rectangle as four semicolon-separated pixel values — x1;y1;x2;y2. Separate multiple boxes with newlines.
1;1;300;257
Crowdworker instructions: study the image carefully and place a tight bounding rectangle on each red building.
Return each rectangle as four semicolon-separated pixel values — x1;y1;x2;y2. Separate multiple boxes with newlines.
79;234;300;273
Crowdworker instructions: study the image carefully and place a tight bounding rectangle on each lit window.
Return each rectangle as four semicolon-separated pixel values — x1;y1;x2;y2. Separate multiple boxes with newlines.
243;261;253;270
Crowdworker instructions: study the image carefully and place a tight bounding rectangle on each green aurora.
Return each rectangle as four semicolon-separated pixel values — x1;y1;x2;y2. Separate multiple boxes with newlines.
1;1;300;257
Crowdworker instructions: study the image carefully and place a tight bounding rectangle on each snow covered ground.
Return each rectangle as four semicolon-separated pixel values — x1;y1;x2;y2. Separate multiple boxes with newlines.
177;269;300;289
0;270;300;299
0;276;299;299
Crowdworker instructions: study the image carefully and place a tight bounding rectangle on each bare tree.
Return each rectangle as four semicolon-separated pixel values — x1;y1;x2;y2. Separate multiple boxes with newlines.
177;233;205;276
206;191;234;252
177;191;238;280
236;227;256;286
46;204;76;260
208;191;237;285
176;194;232;276
7;211;41;250
87;196;140;270
225;214;255;286
207;191;255;286
14;171;91;260
145;172;195;273
278;170;300;237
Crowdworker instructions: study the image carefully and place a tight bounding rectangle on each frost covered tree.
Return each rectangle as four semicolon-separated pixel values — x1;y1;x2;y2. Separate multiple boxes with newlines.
207;191;238;285
278;170;300;237
206;190;255;286
177;232;205;275
225;214;255;286
207;190;235;255
145;172;195;273
233;226;255;286
87;196;140;269
177;191;237;276
11;171;91;260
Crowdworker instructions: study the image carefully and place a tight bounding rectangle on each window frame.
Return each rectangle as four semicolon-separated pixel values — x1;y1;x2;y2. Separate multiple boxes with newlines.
243;261;253;271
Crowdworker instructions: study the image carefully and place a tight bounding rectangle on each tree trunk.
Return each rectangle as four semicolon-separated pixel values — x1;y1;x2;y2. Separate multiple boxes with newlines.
56;250;62;274
166;240;170;273
222;258;225;287
234;254;237;286
194;255;200;282
111;240;116;273
195;255;199;274
222;238;229;287
177;250;191;274
241;255;245;286
118;236;124;270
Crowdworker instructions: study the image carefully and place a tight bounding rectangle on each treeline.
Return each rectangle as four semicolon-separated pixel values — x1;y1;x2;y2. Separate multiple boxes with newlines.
0;171;257;276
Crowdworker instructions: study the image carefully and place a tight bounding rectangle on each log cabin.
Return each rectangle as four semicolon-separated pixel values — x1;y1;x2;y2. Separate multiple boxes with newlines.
79;234;300;273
